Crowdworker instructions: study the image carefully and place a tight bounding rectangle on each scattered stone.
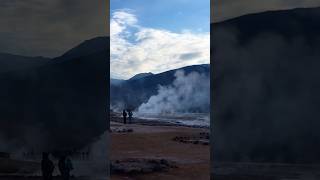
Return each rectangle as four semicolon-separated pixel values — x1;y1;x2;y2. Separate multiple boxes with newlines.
111;128;134;133
200;132;210;139
111;158;177;175
172;132;210;145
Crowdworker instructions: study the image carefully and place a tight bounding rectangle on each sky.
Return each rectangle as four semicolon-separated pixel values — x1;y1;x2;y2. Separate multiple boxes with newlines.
111;0;210;33
0;0;107;57
110;0;210;79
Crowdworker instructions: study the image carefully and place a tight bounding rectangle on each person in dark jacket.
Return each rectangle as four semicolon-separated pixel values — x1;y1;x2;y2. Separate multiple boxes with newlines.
122;109;127;124
41;152;54;180
58;155;73;180
128;109;133;123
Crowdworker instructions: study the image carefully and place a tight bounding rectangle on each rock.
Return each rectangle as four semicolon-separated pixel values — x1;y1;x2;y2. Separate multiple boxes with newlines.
172;133;210;145
111;128;134;133
111;158;177;175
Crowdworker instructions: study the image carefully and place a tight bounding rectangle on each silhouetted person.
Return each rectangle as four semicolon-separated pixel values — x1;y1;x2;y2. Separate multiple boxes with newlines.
85;151;89;160
128;110;133;123
58;155;73;180
41;152;54;180
123;109;127;124
81;152;85;160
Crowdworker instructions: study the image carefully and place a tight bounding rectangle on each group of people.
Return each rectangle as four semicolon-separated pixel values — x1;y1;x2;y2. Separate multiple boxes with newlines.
41;152;73;180
122;109;133;124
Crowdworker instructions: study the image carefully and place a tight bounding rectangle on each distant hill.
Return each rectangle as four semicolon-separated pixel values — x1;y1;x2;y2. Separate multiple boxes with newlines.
54;36;109;62
110;78;124;86
213;7;320;44
110;64;209;110
212;7;320;163
0;53;50;73
129;72;153;80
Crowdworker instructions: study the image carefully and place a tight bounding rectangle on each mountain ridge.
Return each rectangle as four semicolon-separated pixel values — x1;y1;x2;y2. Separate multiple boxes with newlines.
212;6;320;45
0;36;109;74
0;52;51;73
129;72;154;80
110;64;210;110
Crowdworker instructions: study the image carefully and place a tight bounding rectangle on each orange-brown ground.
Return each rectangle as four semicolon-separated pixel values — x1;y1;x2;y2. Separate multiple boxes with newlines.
110;122;210;180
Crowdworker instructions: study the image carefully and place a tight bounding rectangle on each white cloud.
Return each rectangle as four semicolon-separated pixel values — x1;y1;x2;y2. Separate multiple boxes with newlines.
110;9;137;36
110;9;210;79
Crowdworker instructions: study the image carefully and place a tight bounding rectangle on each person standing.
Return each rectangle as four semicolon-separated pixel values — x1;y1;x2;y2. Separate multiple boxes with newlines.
128;110;133;124
122;109;127;124
41;152;54;180
58;155;73;180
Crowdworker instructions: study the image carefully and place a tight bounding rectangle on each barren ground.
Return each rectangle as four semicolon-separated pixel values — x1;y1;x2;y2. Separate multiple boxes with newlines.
110;120;210;180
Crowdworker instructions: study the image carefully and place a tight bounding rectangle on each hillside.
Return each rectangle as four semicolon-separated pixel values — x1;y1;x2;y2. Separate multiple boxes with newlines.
0;37;109;152
0;53;50;73
212;7;320;163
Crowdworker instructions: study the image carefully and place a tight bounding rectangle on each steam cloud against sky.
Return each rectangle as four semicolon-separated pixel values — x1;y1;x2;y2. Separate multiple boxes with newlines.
138;70;210;114
110;9;210;79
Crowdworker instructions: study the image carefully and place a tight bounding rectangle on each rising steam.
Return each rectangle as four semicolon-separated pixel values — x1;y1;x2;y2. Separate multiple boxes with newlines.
138;70;209;114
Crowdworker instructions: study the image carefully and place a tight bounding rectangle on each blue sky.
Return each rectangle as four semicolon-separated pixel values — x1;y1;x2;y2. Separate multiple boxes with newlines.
110;0;210;79
111;0;210;33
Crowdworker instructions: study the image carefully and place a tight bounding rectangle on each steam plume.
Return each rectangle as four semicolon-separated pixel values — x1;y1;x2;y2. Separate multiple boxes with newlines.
138;70;209;114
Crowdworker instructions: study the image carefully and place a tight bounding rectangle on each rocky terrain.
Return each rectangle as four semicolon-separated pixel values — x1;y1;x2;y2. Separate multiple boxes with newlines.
110;118;210;180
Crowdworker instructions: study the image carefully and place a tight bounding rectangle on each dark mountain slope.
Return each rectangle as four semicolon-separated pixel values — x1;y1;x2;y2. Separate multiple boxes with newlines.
54;36;108;62
217;7;320;45
0;37;109;152
110;78;124;86
212;7;320;163
0;53;50;73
